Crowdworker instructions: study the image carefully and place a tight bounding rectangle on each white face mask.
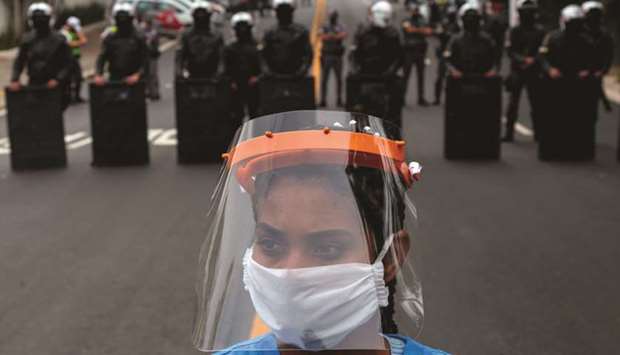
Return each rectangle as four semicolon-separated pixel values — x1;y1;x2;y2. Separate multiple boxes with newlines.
242;234;394;350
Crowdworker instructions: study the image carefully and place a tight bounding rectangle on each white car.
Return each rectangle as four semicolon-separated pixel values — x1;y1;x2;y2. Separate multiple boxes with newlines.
114;0;227;32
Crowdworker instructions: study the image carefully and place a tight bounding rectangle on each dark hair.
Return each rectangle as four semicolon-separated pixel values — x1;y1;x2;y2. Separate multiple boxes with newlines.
252;164;407;334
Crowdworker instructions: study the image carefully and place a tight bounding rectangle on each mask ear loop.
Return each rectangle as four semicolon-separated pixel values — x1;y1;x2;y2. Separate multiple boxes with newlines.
374;233;395;264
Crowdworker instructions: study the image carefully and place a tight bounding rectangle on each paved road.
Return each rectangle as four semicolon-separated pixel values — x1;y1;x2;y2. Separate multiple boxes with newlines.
1;1;620;354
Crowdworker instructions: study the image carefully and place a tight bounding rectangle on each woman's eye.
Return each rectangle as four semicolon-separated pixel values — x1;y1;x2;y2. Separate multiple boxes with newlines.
313;244;344;259
256;238;285;255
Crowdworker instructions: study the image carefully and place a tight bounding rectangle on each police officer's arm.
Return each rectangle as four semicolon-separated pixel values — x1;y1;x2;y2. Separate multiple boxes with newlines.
216;35;227;77
444;37;463;77
507;28;526;66
174;34;187;79
348;25;364;74
139;35;150;81
260;30;274;75
55;40;74;84
601;34;614;74
95;36;110;77
483;37;499;76
295;28;313;77
384;33;403;76
10;39;29;85
538;33;559;77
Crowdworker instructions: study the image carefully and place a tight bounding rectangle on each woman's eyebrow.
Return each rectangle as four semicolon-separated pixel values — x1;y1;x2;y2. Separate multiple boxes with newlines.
255;223;285;237
304;229;355;240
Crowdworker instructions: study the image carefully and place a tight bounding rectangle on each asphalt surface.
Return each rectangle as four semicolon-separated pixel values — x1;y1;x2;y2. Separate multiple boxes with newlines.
1;1;620;354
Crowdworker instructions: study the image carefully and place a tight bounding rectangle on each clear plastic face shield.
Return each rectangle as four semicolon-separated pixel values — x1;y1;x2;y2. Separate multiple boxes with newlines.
193;111;424;352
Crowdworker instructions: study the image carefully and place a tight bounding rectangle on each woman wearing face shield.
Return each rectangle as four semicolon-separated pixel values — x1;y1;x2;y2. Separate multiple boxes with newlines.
193;110;449;354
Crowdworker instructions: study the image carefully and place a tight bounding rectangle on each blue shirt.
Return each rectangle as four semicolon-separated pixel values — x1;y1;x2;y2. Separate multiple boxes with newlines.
215;333;449;355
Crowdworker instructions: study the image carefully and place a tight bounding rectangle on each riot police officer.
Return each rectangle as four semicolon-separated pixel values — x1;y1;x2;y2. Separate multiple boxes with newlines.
539;5;593;80
349;1;404;125
502;0;546;142
175;1;225;80
261;0;313;77
9;3;73;109
94;3;149;85
445;2;497;78
433;5;460;105
582;1;614;112
483;1;508;71
224;12;262;119
401;3;432;106
350;1;402;77
319;11;347;107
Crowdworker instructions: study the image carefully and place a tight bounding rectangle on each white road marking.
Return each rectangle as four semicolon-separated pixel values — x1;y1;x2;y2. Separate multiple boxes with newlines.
68;137;93;150
152;129;177;146
65;131;88;143
148;129;164;141
0;138;10;155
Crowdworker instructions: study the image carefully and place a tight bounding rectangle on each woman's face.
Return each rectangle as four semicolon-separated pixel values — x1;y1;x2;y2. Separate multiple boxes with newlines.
252;176;372;269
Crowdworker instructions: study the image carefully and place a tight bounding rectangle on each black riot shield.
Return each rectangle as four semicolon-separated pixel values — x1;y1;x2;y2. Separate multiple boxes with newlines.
444;76;502;160
89;82;149;166
537;78;599;161
175;78;234;164
346;74;404;128
5;86;67;170
257;75;315;116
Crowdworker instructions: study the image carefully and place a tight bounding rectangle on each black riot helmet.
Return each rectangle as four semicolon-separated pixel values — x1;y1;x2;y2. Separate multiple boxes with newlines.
459;2;482;34
28;2;53;34
192;1;213;30
231;11;253;40
329;11;339;25
274;0;296;26
582;1;604;30
112;3;135;34
517;0;538;26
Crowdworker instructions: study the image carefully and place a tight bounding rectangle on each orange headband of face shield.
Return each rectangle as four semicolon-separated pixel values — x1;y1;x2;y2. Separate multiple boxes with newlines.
222;129;418;194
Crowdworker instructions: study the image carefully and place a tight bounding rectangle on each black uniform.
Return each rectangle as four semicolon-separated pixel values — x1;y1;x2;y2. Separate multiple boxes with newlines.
350;24;402;76
484;13;508;70
504;23;546;140
584;24;614;110
320;21;346;106
349;23;404;125
96;27;149;81
262;23;313;76
224;37;262;118
401;15;430;103
445;31;496;76
539;30;594;79
434;17;460;103
11;31;72;86
12;30;73;109
176;27;225;79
